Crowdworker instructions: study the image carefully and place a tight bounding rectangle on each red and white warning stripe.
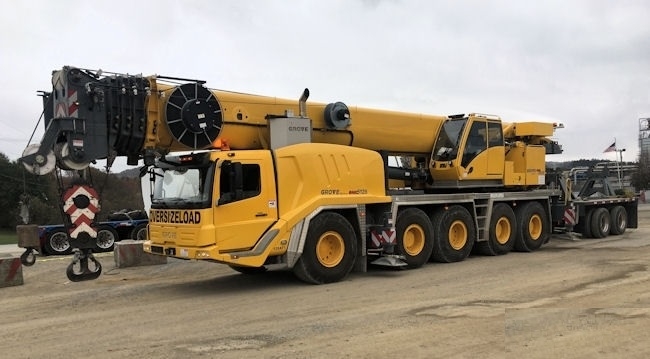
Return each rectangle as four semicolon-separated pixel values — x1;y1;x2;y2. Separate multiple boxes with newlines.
62;185;99;238
54;88;78;118
0;256;23;287
563;207;576;226
68;89;78;117
370;229;397;247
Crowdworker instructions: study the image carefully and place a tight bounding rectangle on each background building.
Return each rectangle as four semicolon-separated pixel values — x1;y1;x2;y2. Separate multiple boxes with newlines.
640;118;650;159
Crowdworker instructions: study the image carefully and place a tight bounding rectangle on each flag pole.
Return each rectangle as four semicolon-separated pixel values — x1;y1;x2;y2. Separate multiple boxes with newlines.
614;137;622;188
617;150;622;189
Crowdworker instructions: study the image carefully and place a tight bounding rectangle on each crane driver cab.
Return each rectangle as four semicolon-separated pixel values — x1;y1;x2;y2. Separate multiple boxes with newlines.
462;124;487;168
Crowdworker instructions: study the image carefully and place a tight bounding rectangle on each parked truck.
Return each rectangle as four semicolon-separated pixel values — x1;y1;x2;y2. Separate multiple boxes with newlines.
39;209;148;255
18;66;638;282
548;166;638;239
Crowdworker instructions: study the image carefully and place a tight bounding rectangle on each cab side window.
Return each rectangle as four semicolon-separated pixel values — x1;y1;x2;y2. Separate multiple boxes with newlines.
219;163;261;205
462;122;486;167
487;122;503;148
241;164;261;199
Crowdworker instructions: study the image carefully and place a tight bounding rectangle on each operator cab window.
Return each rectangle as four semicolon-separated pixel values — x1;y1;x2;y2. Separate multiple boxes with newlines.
462;122;487;167
487;122;503;148
219;163;261;204
241;165;261;198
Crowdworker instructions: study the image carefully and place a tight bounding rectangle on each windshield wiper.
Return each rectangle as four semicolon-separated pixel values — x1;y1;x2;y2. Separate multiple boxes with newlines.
153;197;209;209
152;197;188;207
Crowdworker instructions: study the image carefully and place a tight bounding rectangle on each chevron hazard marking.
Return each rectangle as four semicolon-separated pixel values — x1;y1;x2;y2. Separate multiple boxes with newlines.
563;208;576;226
53;87;78;118
68;89;78;117
382;229;396;244
55;102;66;117
70;222;95;239
62;185;99;238
370;229;397;247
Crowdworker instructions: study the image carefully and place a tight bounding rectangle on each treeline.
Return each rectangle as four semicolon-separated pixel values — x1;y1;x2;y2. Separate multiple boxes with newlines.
0;153;144;230
547;158;634;170
2;152;648;231
549;158;648;190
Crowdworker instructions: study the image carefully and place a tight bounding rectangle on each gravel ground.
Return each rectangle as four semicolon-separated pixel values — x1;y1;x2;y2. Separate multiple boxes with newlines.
1;207;649;358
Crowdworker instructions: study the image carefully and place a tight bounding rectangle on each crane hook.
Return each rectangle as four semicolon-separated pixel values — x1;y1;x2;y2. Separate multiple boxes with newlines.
20;248;37;266
66;249;102;282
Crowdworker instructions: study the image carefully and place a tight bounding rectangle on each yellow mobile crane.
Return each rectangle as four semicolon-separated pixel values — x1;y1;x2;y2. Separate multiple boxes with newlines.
19;66;583;283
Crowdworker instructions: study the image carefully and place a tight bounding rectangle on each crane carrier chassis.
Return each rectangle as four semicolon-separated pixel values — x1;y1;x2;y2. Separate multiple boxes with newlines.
15;66;638;283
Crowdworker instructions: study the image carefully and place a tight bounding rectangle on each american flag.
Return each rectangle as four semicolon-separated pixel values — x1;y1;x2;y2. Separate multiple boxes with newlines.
603;141;616;153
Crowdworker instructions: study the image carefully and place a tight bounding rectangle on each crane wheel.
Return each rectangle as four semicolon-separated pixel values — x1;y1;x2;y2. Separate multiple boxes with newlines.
609;206;627;235
395;208;434;268
429;205;475;263
293;212;356;284
590;207;611;239
514;201;549;252
475;203;516;256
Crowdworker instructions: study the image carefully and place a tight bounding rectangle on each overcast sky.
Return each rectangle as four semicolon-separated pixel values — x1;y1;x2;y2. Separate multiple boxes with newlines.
1;0;649;170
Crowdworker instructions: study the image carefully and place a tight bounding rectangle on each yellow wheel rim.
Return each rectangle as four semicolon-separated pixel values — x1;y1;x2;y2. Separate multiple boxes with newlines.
316;231;345;268
495;216;512;245
528;214;542;240
448;220;467;250
403;224;425;256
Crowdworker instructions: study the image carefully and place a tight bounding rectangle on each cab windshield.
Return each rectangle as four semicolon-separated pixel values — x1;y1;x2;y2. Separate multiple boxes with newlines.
432;118;467;161
150;162;215;209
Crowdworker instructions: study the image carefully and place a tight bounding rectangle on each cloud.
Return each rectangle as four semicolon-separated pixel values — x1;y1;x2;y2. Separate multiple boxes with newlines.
1;0;649;166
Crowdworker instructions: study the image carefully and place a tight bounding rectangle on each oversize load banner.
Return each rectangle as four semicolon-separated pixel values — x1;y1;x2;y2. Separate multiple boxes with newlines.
150;210;201;224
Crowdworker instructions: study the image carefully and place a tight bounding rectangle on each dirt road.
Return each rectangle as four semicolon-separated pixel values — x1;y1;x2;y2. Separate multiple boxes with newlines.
2;209;649;358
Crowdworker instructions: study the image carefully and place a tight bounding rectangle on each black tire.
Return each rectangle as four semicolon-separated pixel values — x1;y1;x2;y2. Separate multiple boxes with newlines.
44;229;72;255
475;203;516;256
430;205;476;263
95;225;118;252
293;212;357;284
131;223;148;241
590;207;610;239
581;209;594;238
609;206;627;235
229;265;268;274
395;208;434;268
514;201;549;252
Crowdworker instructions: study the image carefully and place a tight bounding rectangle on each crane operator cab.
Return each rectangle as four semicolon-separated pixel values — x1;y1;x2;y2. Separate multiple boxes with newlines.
430;114;506;188
462;125;487;168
